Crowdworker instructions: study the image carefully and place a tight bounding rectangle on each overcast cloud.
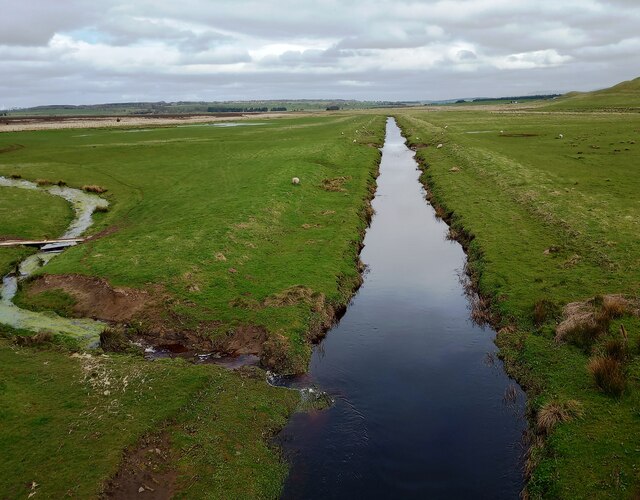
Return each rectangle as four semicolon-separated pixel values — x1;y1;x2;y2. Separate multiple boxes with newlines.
1;0;639;107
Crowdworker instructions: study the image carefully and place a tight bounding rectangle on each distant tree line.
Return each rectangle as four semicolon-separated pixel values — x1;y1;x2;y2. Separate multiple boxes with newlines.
471;94;560;103
207;106;271;113
326;105;340;111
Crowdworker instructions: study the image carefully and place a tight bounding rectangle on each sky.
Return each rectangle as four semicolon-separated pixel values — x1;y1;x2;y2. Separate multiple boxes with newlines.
1;0;640;108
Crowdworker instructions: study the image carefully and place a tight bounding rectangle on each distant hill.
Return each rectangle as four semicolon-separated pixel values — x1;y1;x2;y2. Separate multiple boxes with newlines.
3;99;420;117
543;76;640;111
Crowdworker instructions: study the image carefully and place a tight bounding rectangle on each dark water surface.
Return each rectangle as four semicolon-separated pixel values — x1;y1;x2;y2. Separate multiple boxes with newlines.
276;118;526;499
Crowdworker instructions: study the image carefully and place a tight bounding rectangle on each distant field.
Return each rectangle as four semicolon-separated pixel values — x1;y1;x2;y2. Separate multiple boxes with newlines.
396;109;640;498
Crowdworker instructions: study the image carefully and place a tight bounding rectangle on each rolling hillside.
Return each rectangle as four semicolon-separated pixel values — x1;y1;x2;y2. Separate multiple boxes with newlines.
544;76;640;111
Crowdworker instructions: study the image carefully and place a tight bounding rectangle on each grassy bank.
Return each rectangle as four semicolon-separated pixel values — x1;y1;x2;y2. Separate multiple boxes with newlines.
0;114;386;497
0;115;385;373
395;109;640;498
0;327;298;498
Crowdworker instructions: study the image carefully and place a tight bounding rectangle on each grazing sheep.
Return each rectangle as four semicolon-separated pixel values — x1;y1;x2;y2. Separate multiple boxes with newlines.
292;177;300;185
353;139;357;143
444;125;448;129
500;130;504;134
437;143;443;149
558;134;564;139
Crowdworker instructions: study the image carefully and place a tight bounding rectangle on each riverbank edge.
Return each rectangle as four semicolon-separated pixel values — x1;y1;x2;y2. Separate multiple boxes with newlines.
0;124;385;497
394;118;537;497
6;137;384;377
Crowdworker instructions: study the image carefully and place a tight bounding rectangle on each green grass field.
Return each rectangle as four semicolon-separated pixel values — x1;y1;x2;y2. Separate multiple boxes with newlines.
0;114;385;498
543;77;640;111
2;85;640;498
0;328;298;498
395;108;640;498
0;115;385;372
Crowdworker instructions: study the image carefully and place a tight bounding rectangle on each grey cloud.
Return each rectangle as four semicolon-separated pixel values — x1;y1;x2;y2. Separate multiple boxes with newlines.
1;0;639;107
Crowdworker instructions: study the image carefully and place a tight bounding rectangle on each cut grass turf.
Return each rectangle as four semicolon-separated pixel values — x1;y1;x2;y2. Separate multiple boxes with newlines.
0;330;298;499
395;109;640;498
0;115;386;372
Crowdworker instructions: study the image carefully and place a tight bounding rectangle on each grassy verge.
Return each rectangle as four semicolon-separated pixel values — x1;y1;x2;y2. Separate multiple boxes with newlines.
395;110;640;498
0;327;298;498
0;115;385;372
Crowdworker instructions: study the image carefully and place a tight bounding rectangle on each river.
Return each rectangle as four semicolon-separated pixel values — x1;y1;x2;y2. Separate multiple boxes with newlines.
276;118;526;498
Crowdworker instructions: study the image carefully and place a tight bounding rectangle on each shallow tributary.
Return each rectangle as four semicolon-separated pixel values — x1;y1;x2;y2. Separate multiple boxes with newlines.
0;177;108;345
276;118;526;498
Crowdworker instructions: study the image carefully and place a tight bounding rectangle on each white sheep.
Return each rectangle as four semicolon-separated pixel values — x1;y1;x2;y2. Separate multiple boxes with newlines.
353;139;357;143
292;177;300;185
437;143;443;149
558;134;564;139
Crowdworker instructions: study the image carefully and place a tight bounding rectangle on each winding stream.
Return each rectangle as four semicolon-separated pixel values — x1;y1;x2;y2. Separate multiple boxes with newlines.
276;118;526;498
0;176;108;346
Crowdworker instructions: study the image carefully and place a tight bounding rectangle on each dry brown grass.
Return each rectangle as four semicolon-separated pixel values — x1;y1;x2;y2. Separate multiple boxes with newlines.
556;294;637;350
536;399;584;435
603;337;629;362
9;173;21;179
320;176;350;192
94;205;109;213
588;355;626;397
82;184;107;194
14;331;54;346
35;178;54;186
596;295;628;321
533;299;560;326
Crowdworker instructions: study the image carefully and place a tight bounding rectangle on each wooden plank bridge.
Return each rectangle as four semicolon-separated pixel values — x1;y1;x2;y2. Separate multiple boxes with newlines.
0;237;85;248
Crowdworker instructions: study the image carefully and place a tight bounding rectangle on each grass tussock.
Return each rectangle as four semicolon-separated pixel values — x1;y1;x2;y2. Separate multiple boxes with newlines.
595;295;628;322
99;327;139;354
14;331;54;346
35;178;54;186
94;205;109;213
533;299;560;326
82;184;107;194
9;173;22;179
556;294;634;350
603;337;629;362
587;355;626;397
536;399;584;435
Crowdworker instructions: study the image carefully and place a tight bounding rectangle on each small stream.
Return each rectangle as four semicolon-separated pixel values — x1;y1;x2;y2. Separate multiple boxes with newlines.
0;176;108;346
276;118;526;498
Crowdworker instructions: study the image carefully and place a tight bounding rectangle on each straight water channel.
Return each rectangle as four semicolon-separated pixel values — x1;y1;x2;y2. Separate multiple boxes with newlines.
277;118;526;498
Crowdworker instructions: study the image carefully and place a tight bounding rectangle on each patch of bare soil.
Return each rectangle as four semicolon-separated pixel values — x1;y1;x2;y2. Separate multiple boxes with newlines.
320;176;350;192
102;433;176;499
0;143;24;153
24;274;154;322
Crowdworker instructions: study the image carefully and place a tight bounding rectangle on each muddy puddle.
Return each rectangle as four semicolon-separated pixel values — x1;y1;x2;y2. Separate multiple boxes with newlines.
0;176;108;346
276;118;526;498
